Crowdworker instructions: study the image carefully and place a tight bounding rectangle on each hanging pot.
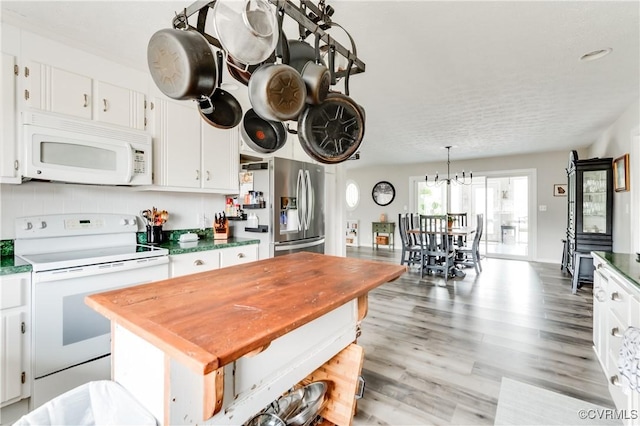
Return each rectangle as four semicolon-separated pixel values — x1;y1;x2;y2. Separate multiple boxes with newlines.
240;109;287;153
299;34;331;105
147;28;217;101
248;9;306;122
297;92;365;164
198;51;242;129
226;27;290;86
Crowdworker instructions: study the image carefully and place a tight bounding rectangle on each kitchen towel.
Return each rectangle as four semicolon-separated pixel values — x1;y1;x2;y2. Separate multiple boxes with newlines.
618;326;640;395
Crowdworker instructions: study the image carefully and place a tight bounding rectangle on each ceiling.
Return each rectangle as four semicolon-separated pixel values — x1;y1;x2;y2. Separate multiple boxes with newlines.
2;1;639;169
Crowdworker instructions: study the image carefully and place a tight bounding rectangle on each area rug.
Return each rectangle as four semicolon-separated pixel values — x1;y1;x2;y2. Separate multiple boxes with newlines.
494;377;622;425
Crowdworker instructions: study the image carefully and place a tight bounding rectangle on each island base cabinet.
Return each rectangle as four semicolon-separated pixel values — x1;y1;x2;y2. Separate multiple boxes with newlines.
111;300;361;425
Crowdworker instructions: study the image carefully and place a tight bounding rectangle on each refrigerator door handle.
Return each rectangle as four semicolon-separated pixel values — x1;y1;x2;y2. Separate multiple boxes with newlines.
296;169;304;231
274;237;325;252
304;169;313;231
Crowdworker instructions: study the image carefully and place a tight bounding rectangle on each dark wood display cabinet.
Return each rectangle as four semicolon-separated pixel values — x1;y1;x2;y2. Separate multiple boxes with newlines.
564;150;613;293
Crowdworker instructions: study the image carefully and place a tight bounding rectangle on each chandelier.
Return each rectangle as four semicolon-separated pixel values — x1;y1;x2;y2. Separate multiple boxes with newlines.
424;146;472;186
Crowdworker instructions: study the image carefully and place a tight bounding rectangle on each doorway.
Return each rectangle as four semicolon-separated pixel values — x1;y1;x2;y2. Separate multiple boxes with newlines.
483;175;530;258
410;169;536;261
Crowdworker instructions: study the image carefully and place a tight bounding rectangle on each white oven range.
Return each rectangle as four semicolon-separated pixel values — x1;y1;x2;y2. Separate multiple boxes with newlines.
14;213;169;409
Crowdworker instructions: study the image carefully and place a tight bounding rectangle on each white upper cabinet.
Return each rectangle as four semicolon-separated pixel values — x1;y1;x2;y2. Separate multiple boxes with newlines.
201;123;239;193
152;98;201;188
1;53;20;183
94;81;146;130
150;96;239;193
25;62;146;129
20;30;148;130
26;62;92;119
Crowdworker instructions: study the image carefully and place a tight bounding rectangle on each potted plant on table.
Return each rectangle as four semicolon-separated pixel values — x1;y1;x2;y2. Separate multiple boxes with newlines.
447;215;456;229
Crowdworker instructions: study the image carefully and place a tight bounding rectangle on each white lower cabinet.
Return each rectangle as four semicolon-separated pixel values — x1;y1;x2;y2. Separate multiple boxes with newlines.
0;273;31;410
592;256;640;426
219;245;259;268
170;251;220;278
170;245;259;277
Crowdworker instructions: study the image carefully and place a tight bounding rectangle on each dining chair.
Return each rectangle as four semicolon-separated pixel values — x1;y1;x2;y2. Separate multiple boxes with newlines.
398;214;421;267
454;213;483;274
447;212;468;247
419;215;455;281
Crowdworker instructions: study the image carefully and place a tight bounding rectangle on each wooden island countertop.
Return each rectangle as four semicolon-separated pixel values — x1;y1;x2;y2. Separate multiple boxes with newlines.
86;252;406;376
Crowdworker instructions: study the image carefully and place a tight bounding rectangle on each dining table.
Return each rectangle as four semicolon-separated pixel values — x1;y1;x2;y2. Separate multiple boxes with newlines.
407;226;476;278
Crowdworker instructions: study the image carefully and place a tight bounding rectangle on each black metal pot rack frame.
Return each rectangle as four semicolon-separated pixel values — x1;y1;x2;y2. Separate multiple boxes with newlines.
173;0;365;81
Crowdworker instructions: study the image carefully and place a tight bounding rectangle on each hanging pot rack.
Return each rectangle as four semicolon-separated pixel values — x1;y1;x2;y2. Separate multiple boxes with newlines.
172;0;365;81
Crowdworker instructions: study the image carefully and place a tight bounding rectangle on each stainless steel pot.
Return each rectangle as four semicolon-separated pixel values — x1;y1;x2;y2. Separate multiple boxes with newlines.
247;10;306;121
299;35;331;105
147;28;217;101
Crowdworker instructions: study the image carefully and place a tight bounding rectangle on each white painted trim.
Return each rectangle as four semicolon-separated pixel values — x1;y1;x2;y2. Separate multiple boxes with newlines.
631;126;639;253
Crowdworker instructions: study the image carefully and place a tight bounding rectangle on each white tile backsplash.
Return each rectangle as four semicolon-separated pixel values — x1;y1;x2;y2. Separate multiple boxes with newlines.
0;182;226;239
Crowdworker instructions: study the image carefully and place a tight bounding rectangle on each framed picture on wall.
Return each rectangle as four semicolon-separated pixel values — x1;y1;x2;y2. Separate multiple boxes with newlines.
553;184;567;197
613;154;630;192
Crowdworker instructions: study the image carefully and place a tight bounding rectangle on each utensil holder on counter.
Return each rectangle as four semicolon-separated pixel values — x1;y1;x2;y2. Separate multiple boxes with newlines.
146;225;163;245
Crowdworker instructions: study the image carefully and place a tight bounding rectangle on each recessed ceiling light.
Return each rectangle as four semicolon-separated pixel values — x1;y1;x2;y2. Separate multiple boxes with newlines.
580;48;613;62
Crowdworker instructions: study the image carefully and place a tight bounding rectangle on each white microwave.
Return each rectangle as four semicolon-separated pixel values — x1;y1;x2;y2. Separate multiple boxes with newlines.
22;111;152;186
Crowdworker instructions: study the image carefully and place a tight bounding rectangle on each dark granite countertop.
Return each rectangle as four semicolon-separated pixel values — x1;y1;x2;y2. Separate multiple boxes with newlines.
0;235;260;276
158;237;260;255
0;255;32;275
592;251;640;290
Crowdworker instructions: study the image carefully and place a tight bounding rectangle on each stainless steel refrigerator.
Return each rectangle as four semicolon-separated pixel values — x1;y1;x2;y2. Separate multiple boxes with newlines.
271;157;324;256
242;157;325;257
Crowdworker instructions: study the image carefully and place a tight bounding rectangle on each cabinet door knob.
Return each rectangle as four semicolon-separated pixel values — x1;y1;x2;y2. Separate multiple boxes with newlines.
196;170;200;180
103;98;108;112
206;171;211;181
83;94;89;108
611;291;621;301
194;259;204;266
611;327;623;338
237;253;245;258
610;375;621;386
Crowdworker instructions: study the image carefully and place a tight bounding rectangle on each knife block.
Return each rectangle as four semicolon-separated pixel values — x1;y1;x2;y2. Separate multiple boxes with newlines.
214;219;230;240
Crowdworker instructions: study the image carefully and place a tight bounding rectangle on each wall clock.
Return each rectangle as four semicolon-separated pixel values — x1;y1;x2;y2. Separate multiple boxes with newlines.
372;181;395;206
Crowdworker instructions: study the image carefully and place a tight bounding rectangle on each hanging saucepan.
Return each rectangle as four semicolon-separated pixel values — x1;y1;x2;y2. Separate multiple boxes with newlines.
299;34;331;105
248;9;306;122
147;28;217;100
213;0;278;66
240;109;288;154
197;51;242;129
226;26;290;86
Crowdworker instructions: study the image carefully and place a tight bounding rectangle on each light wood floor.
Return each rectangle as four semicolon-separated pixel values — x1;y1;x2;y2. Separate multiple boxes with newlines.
347;246;614;425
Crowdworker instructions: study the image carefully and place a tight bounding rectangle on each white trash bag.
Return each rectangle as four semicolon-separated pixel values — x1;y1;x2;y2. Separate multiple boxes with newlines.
14;380;156;426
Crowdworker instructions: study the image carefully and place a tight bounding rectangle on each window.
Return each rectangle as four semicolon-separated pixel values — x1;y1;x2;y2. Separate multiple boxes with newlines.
346;180;359;210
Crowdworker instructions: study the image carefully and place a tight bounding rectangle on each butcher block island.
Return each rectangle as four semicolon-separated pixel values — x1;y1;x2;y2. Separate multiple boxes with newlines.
86;252;406;425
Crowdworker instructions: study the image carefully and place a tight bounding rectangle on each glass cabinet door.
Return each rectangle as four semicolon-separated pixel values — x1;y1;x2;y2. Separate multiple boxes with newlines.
582;170;607;233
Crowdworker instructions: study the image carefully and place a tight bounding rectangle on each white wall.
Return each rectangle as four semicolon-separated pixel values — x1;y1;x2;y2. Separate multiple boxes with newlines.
0;182;226;239
346;149;587;264
588;99;640;253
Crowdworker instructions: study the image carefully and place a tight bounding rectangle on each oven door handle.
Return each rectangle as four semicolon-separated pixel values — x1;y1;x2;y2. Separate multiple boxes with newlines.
32;256;169;283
